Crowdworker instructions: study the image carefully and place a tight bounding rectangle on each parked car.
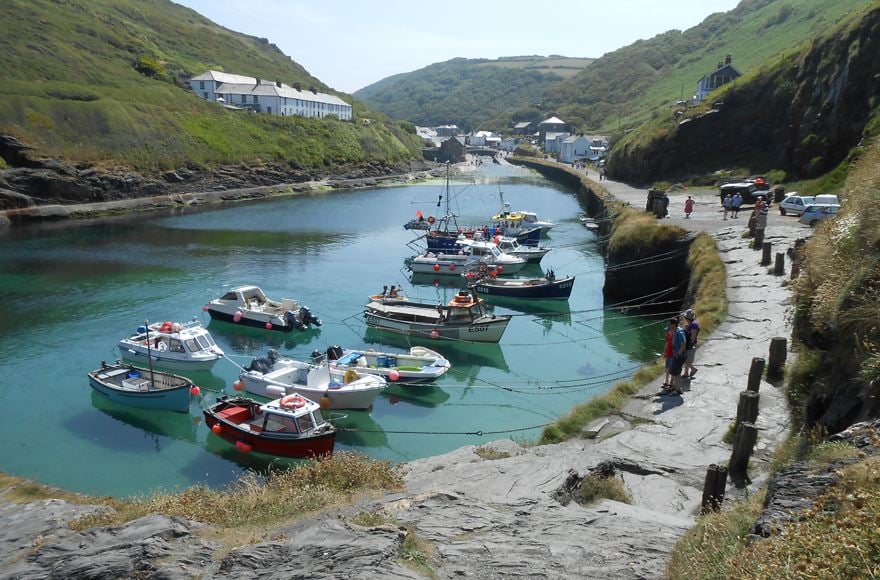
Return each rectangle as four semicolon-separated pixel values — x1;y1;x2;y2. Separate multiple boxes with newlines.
814;194;840;206
799;204;840;226
719;182;762;205
779;194;815;216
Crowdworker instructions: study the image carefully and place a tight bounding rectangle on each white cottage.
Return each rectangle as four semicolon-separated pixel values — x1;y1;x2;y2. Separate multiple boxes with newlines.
560;135;591;164
543;132;569;154
189;71;352;120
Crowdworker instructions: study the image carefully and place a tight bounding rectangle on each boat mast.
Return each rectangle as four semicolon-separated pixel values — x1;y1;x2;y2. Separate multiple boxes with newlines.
144;318;155;386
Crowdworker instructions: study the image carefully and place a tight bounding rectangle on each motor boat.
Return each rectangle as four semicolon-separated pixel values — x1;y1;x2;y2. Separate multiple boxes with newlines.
364;289;511;343
324;345;450;384
87;361;196;413
406;239;526;276
118;320;224;371
474;270;576;300
203;394;335;458
205;285;321;332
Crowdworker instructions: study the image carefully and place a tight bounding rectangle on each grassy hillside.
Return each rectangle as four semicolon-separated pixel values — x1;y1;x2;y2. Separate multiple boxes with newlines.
606;4;880;184
543;0;873;132
0;0;422;171
353;56;593;131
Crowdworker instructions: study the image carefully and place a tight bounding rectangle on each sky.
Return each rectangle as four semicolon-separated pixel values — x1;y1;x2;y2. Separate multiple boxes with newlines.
175;0;741;94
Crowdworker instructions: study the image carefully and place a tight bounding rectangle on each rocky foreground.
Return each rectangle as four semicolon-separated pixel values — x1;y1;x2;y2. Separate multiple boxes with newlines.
0;180;807;578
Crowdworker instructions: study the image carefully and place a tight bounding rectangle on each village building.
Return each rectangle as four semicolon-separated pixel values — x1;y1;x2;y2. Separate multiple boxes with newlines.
538;116;568;144
559;135;591;164
695;55;741;101
499;137;519;152
189;70;352;120
435;125;459;137
513;121;534;135
543;132;570;154
438;136;466;163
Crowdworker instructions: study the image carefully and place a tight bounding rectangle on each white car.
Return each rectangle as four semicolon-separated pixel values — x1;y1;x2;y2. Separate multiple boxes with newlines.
799;204;840;226
779;194;815;216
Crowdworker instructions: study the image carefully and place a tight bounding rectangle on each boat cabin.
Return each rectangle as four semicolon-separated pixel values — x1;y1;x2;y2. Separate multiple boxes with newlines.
127;321;218;355
217;398;328;435
445;291;486;321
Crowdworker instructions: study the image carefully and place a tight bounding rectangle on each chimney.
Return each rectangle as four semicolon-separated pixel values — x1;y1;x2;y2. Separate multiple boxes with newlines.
717;61;723;70
725;54;732;65
275;78;282;87
255;77;261;86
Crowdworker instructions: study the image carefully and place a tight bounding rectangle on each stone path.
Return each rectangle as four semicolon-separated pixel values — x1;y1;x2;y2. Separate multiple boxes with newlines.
0;170;811;579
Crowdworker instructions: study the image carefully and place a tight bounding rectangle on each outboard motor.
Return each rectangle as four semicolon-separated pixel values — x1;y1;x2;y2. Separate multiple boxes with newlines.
326;345;343;361
310;349;324;363
299;305;322;327
285;310;305;331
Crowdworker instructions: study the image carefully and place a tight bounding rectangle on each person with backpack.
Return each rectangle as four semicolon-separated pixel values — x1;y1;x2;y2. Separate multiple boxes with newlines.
682;309;701;379
663;317;688;396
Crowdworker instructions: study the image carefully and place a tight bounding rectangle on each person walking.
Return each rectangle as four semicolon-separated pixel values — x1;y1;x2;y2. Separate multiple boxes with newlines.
684;196;695;219
682;309;701;379
722;193;733;220
663;322;674;388
731;192;743;218
663;317;688;395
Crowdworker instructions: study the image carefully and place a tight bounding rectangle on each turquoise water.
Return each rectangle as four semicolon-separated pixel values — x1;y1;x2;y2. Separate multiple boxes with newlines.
0;164;662;496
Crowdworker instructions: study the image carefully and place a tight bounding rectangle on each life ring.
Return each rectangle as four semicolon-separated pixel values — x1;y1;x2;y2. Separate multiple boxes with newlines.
280;394;306;409
157;342;168;352
427;215;436;224
453;295;470;304
343;369;359;384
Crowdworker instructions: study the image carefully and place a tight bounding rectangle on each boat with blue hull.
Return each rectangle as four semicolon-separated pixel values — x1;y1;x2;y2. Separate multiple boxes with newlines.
87;362;194;413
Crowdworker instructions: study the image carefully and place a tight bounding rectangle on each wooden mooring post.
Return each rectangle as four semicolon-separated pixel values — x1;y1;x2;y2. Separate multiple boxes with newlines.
774;252;785;275
701;464;729;514
747;357;765;392
729;423;758;486
767;337;788;380
761;241;772;266
735;390;760;431
753;228;765;248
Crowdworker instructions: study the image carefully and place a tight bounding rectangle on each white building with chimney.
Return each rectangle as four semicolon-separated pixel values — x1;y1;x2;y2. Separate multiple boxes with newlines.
189;70;352;120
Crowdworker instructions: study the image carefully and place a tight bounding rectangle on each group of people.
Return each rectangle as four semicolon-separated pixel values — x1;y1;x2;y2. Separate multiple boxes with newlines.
722;192;744;219
662;309;700;396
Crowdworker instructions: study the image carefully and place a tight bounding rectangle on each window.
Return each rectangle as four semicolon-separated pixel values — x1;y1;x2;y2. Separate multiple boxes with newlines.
253;95;259;104
296;413;316;433
169;339;185;353
199;81;205;90
221;291;237;300
185;339;199;352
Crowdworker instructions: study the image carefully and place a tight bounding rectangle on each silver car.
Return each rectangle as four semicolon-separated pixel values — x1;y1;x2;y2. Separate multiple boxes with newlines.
799;204;840;226
779;194;815;216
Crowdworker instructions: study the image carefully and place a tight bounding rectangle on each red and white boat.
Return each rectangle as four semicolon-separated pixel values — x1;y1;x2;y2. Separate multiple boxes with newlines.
203;394;335;458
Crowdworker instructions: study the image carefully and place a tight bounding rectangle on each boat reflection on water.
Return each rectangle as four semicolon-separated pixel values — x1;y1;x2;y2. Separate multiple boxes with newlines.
207;319;321;352
381;383;450;409
601;309;666;363
71;392;200;451
202;434;308;471
331;410;389;449
363;327;509;373
408;273;468;292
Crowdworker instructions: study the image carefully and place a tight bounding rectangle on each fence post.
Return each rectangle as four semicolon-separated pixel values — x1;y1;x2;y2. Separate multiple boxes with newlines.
753;228;765;248
701;464;729;514
767;337;788;380
774;252;785;275
747;357;765;392
734;390;760;431
761;242;772;266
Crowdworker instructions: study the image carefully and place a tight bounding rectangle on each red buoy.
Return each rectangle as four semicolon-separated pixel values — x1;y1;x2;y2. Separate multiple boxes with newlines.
211;424;222;434
433;264;441;272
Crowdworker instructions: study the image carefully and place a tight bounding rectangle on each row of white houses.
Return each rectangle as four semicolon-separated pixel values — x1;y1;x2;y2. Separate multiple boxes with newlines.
189;71;352;121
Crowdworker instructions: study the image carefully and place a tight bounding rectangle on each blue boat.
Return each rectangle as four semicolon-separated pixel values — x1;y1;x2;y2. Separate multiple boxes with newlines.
87;362;194;413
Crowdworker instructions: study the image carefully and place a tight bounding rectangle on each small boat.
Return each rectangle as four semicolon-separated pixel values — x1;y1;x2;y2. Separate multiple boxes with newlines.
579;214;600;231
493;236;551;264
406;240;526;276
118;320;224;371
474;271;575;300
368;285;408;304
205;285;321;332
325;345;450;384
364;289;511;343
87;362;195;413
239;351;387;410
493;192;556;235
203;395;335;458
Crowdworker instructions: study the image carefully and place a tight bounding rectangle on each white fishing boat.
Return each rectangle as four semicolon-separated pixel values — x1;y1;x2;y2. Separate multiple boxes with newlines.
205;285;321;332
118;320;224;371
238;351;387;410
492;192;556;235
493;236;551;264
324;345;450;384
406;239;526;275
364;289;512;343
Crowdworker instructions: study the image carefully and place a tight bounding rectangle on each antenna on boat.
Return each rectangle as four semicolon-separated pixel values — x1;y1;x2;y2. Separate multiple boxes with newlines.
144;318;155;387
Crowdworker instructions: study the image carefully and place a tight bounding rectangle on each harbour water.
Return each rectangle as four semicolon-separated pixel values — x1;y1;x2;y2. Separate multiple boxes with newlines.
0;164;664;496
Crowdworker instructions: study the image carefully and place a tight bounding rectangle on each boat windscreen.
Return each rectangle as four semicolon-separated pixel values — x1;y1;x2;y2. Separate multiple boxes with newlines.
195;336;211;350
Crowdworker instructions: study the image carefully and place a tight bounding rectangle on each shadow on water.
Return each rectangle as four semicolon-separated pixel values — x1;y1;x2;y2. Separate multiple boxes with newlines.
207;320;322;353
382;384;451;409
601;310;667;363
331;410;389;448
64;397;196;453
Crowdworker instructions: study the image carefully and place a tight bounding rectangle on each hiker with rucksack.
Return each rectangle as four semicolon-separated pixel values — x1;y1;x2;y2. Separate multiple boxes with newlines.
682;309;701;379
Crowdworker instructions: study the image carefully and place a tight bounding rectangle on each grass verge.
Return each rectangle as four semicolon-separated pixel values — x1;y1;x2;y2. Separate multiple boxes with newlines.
576;474;632;506
474;446;511;460
71;452;402;531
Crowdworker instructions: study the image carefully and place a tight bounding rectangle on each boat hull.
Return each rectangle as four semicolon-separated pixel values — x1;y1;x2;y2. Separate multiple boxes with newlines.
203;411;335;458
329;347;450;384
364;310;510;343
207;307;298;332
475;276;575;300
240;371;385;410
118;347;219;371
87;367;192;413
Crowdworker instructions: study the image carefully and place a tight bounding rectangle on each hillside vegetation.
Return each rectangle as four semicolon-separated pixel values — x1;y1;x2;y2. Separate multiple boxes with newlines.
543;0;871;132
606;4;880;184
354;56;592;131
0;0;421;171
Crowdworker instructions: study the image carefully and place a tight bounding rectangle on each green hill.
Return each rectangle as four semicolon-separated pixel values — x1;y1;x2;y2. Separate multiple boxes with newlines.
0;0;421;171
543;0;873;132
353;56;593;131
